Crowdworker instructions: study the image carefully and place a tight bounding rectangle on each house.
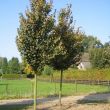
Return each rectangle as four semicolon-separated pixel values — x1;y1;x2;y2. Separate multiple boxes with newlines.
77;53;92;70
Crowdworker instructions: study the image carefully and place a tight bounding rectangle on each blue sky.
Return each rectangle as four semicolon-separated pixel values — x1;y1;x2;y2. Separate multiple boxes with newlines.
0;0;110;61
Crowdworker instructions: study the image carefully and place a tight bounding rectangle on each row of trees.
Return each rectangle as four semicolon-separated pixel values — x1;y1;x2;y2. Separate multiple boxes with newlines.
0;57;20;74
16;0;83;109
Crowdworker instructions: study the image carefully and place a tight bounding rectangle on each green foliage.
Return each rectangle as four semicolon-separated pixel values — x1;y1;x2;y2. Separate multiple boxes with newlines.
16;0;55;72
47;4;83;105
0;73;2;77
82;35;103;52
104;37;110;48
8;57;20;74
27;73;34;78
50;5;83;71
104;42;110;48
89;47;110;68
42;65;53;75
2;57;8;74
0;57;21;74
16;1;55;109
0;57;2;69
0;57;8;74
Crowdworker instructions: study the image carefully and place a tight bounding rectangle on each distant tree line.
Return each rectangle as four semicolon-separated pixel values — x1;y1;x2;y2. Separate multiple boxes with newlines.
0;36;109;75
82;35;110;68
0;57;20;74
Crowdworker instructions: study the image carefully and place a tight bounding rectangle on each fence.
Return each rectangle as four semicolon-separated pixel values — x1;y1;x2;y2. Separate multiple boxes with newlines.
62;80;110;86
39;79;110;86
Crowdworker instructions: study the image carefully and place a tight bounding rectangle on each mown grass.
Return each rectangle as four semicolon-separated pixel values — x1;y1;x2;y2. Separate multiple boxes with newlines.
1;68;110;110
0;79;110;99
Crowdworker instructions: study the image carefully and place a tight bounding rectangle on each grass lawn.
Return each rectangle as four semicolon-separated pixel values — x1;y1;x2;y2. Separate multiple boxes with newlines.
0;79;110;99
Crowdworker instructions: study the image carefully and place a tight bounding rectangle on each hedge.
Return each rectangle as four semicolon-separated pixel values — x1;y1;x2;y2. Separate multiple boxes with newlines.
2;74;27;79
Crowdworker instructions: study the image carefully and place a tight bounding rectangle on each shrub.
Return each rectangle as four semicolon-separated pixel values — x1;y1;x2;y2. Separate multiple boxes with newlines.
27;73;34;79
42;65;53;75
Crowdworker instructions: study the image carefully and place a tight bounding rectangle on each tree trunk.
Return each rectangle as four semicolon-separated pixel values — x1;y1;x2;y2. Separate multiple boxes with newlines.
59;69;63;106
34;73;37;110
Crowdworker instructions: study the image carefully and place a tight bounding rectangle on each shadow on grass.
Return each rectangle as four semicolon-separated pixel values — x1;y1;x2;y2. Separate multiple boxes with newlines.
0;104;57;110
0;104;33;110
0;95;59;110
77;92;110;104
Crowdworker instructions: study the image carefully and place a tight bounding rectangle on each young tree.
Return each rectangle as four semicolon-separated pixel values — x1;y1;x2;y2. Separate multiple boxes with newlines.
16;0;55;109
49;5;83;105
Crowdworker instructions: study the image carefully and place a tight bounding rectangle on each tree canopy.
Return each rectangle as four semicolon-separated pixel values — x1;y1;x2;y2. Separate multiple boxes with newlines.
48;4;83;105
50;5;83;71
16;0;55;72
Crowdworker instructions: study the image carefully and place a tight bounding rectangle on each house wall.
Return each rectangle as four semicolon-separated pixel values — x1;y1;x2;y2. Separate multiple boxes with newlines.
77;62;92;70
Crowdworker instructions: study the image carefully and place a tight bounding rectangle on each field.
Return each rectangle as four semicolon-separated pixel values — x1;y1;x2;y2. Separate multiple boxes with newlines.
0;79;110;110
0;79;110;100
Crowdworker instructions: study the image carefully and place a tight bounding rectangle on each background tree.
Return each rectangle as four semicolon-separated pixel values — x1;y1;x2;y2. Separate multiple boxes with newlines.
2;57;8;74
0;57;3;79
104;36;110;48
89;47;110;68
42;65;54;82
82;35;103;52
8;57;20;74
49;5;83;105
0;57;8;74
0;57;2;69
16;0;55;109
89;48;104;68
103;47;110;68
104;41;110;48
